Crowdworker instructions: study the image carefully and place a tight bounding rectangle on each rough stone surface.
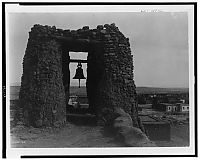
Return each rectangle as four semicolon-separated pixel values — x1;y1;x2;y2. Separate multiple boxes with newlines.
117;126;156;147
19;24;139;128
113;115;133;128
113;107;156;147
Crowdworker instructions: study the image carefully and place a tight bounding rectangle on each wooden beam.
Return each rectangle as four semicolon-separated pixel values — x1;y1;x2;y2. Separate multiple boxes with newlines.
70;59;88;63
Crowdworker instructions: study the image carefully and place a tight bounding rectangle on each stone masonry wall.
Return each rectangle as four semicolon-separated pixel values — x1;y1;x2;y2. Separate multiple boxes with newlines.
19;23;139;128
19;25;66;127
90;24;138;126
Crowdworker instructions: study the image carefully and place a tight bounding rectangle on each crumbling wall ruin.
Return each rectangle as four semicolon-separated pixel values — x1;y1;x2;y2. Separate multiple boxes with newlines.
19;23;139;128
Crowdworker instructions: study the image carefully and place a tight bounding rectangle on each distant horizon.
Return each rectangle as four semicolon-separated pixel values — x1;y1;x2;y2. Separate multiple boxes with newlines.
10;82;189;89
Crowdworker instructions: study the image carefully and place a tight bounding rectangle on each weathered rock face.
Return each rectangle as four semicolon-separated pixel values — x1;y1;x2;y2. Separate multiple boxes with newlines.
113;107;156;147
19;23;139;128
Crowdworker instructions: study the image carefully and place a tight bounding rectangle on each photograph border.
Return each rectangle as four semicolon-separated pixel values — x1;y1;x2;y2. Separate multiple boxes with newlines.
2;1;198;158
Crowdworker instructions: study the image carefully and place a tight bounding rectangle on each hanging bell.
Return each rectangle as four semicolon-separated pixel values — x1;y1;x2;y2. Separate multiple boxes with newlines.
73;62;86;88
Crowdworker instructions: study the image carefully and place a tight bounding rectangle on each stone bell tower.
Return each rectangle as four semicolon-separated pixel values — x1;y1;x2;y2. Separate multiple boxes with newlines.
19;23;139;128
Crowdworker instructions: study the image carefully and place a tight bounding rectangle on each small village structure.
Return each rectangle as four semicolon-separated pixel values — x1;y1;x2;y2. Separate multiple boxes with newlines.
155;103;178;112
153;103;189;113
176;103;189;112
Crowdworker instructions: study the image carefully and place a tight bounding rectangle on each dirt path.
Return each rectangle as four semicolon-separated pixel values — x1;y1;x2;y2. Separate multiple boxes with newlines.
11;123;125;148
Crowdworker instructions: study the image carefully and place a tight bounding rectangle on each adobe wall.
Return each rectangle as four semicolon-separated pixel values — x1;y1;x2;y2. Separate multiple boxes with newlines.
19;23;139;127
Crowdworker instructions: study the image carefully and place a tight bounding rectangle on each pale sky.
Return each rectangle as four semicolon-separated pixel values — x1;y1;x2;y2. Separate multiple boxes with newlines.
8;12;189;88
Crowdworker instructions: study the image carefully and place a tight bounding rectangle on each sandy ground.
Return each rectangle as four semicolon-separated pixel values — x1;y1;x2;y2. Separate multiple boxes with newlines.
11;122;189;148
10;123;125;148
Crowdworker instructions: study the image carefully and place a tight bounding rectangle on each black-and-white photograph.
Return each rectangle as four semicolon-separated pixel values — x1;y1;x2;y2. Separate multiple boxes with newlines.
4;3;196;158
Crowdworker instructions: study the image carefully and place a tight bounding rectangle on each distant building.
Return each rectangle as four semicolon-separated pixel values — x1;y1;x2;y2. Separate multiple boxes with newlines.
176;103;189;112
154;103;178;112
68;95;79;108
153;102;189;113
68;95;89;109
